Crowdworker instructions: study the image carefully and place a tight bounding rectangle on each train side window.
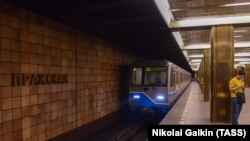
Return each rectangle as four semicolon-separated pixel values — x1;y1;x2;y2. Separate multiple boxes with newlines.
131;67;143;85
170;67;174;87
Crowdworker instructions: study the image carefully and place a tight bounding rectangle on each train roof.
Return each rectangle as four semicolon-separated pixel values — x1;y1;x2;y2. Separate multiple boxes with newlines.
131;59;173;67
130;59;191;73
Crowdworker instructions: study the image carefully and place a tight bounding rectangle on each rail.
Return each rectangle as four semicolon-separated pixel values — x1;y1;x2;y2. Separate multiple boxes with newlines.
108;123;143;141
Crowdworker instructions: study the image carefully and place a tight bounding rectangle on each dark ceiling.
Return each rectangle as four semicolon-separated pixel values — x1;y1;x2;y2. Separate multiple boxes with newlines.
5;0;193;73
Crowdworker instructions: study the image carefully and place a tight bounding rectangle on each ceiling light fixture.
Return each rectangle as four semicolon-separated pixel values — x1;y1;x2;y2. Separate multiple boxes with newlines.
221;2;250;7
234;30;248;32
170;2;250;12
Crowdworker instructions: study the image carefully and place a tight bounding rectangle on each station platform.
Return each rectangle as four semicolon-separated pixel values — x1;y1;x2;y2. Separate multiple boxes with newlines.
160;81;250;125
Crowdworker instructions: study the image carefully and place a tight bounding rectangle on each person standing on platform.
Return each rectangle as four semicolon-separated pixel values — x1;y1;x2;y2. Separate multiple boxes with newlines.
229;70;246;125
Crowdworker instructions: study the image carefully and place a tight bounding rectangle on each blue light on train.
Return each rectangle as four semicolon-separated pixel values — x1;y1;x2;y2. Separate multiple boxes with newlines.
133;95;140;99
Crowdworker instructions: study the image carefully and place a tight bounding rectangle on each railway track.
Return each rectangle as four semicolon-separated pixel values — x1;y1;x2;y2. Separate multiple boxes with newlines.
85;111;166;141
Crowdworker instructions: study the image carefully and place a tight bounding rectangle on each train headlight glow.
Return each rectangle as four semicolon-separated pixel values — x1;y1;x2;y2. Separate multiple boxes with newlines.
156;95;165;100
133;95;140;99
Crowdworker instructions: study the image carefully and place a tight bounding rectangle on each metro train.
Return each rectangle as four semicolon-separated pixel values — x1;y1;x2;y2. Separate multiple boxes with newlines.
128;59;192;114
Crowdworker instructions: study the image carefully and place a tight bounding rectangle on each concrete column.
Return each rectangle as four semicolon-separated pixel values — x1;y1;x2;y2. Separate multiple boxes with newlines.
203;49;211;101
244;64;250;87
237;66;244;72
210;25;234;123
199;58;204;93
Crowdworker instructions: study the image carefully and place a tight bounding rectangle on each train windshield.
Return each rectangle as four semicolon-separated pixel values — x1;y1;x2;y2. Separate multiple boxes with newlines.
131;66;167;86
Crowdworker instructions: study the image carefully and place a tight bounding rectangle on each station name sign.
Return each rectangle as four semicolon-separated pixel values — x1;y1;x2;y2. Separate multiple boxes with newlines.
12;74;68;86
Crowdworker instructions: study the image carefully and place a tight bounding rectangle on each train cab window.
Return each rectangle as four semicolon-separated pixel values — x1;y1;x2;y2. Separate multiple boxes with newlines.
131;67;143;85
144;67;167;86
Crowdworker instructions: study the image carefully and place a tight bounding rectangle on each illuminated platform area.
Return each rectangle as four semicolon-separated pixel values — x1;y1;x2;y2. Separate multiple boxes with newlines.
160;82;250;125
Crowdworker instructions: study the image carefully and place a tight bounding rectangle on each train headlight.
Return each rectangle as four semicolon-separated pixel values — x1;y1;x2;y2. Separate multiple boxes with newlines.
156;95;165;100
133;95;140;99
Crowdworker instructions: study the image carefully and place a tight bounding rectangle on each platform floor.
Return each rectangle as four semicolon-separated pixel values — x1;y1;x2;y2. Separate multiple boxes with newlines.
160;81;250;125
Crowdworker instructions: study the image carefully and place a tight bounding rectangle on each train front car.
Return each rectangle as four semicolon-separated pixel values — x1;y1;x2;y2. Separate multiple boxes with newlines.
128;60;170;114
128;59;192;115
